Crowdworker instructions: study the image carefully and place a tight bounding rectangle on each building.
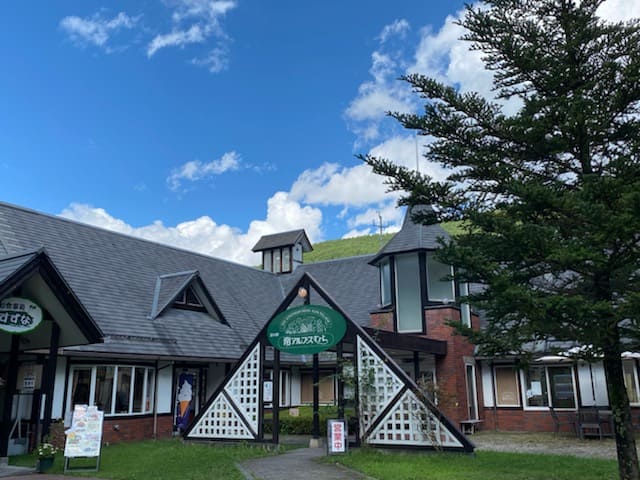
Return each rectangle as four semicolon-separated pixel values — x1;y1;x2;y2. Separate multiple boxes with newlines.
0;201;633;456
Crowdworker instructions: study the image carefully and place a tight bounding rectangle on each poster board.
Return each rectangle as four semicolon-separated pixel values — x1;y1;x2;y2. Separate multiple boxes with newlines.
64;405;104;471
326;419;348;455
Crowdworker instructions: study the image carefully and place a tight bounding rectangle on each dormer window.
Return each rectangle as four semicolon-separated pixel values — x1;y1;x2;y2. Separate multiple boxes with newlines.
173;286;206;312
380;258;391;306
252;229;313;274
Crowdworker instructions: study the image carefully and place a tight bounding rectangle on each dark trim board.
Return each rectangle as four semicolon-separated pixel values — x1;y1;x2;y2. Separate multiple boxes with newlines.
363;327;447;356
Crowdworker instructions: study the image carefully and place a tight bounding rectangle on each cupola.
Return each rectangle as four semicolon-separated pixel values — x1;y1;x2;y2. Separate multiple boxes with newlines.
252;229;312;273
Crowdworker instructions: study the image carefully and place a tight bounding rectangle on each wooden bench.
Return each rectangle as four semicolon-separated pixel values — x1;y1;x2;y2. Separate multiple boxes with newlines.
460;419;483;435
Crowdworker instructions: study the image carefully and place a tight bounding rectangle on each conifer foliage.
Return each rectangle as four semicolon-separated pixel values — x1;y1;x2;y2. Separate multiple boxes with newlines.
361;1;640;478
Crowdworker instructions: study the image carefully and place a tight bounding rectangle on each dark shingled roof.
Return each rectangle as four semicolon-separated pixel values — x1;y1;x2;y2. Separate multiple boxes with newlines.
0;250;40;285
369;205;451;265
0;202;379;361
252;229;313;252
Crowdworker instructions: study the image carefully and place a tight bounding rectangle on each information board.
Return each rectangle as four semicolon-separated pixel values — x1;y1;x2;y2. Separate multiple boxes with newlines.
64;405;104;458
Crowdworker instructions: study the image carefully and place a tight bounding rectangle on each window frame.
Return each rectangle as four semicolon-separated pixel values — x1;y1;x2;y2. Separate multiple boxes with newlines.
520;364;577;411
623;359;640;406
67;364;155;416
425;252;456;304
493;365;521;407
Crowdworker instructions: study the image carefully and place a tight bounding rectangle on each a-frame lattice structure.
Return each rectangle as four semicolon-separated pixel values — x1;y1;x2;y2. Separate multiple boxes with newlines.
185;273;474;452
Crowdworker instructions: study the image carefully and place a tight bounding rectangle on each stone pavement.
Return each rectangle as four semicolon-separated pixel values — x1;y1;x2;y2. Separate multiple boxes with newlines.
238;446;373;480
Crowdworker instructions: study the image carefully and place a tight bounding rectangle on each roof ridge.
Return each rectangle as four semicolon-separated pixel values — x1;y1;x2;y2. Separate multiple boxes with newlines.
0;201;265;271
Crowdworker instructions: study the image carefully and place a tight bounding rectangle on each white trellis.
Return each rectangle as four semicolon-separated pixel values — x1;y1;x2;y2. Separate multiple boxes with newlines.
357;335;464;449
188;343;261;439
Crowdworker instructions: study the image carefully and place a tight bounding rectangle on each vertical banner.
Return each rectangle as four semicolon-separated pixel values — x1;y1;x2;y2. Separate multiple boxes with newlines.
326;419;347;455
175;372;194;431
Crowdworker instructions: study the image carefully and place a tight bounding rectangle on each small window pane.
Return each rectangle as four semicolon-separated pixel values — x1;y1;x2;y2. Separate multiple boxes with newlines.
263;251;272;271
115;367;132;414
380;259;391;305
495;367;520;406
525;366;548;407
426;254;455;302
395;253;422;332
624;361;640;403
71;369;91;406
548;366;575;408
146;370;155;413
133;367;145;413
274;250;281;273
95;366;114;413
282;248;291;272
185;288;202;306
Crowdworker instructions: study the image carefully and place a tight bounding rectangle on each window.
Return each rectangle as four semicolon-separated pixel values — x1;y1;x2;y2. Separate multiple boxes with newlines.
263;250;272;271
494;366;520;407
68;365;155;416
282;248;291;273
523;365;575;409
380;259;391;306
623;360;640;404
395;253;423;332
459;282;471;327
426;253;455;302
173;287;205;311
274;249;281;273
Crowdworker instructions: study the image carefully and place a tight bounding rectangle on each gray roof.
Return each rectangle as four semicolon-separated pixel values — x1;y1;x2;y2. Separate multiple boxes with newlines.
370;205;451;265
252;229;313;252
0;250;40;285
0;202;380;361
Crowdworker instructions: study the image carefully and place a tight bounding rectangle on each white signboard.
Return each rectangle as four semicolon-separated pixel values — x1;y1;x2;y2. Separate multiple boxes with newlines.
64;405;104;458
0;297;43;334
263;381;273;403
327;419;347;455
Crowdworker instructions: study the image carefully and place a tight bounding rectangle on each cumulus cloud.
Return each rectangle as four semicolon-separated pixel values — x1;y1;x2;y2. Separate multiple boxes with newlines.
379;19;410;43
59;11;138;51
148;0;237;70
167;151;241;191
60;192;322;265
597;0;640;21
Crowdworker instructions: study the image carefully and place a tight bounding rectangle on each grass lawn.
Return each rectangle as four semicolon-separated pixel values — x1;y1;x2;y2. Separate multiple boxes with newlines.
330;449;617;480
10;439;276;480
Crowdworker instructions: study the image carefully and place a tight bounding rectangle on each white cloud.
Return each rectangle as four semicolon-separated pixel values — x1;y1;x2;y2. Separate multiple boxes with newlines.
290;163;390;207
60;193;323;266
191;46;229;73
147;25;206;57
59;11;138;51
379;19;410;43
167;151;241;191
347;203;404;232
597;0;640;21
148;0;237;68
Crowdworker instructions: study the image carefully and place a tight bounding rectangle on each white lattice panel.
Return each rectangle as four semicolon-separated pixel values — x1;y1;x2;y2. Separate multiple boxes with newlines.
188;394;254;439
366;390;463;448
357;336;403;433
224;343;261;432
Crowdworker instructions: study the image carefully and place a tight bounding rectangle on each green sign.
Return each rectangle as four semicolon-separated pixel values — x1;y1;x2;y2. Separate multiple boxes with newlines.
0;297;43;334
267;305;347;355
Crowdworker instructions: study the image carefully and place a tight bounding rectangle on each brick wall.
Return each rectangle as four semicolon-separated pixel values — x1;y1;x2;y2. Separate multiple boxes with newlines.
424;307;478;424
370;312;393;331
102;414;173;444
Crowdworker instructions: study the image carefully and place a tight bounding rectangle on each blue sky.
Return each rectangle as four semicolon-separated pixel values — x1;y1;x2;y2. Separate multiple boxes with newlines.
2;0;636;265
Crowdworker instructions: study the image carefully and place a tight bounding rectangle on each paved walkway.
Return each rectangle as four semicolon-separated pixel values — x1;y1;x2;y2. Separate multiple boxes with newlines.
238;446;372;480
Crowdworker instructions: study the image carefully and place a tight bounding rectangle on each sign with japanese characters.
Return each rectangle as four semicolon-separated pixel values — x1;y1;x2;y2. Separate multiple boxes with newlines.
327;419;347;455
267;305;347;355
0;297;43;334
64;405;104;458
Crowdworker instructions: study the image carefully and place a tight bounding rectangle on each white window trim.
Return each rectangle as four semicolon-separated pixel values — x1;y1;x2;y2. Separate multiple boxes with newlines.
395;253;423;333
624;359;640;406
520;365;577;411
426;253;455;303
68;364;156;417
465;362;479;420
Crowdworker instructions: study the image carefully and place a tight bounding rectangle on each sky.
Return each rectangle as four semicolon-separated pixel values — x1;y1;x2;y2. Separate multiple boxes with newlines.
2;0;639;266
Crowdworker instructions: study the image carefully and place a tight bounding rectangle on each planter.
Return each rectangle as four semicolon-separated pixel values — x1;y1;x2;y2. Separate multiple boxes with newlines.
37;456;55;473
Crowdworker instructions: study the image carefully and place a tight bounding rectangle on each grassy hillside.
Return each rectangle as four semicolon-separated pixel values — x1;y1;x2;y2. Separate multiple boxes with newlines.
305;222;462;264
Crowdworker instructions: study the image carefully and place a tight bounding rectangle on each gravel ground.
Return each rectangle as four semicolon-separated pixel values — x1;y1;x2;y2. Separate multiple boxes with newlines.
471;431;629;459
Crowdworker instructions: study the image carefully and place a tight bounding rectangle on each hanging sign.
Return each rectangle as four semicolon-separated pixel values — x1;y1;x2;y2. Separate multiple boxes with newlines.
0;297;43;334
267;305;347;355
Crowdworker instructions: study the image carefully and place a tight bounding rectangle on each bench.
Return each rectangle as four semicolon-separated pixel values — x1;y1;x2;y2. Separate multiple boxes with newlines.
460;419;483;435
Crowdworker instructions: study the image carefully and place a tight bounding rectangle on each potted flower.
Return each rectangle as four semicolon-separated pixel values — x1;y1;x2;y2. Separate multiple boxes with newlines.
36;442;57;473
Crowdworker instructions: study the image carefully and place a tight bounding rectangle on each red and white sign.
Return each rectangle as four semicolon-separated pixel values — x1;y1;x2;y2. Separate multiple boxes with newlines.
327;419;347;455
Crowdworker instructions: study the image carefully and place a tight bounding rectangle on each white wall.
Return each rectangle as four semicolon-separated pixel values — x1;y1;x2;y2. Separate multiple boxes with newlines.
52;356;68;419
156;362;173;414
290;367;301;406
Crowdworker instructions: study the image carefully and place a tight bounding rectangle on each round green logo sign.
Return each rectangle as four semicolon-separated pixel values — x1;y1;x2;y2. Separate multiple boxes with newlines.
0;297;43;334
267;305;347;355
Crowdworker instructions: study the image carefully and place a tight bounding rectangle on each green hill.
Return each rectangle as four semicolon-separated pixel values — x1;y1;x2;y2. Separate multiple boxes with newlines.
305;222;462;264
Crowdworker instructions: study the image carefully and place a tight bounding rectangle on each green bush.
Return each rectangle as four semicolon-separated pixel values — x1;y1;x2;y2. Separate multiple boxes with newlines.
264;406;355;435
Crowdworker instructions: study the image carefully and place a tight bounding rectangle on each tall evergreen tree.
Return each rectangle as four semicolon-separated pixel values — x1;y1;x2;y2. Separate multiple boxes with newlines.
361;1;640;478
